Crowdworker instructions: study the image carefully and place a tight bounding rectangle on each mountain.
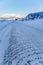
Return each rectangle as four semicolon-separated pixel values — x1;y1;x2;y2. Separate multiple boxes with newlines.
0;14;24;20
0;12;43;21
25;12;43;20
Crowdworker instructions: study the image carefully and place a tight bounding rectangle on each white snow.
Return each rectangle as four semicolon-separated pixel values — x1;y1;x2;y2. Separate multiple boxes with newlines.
0;19;43;65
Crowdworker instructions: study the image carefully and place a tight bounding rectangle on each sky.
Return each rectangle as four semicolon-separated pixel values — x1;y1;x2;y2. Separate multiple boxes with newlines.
0;0;43;16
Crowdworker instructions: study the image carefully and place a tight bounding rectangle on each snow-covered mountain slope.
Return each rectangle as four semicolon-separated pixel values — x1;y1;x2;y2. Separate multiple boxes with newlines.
0;19;43;65
0;14;24;20
25;12;43;20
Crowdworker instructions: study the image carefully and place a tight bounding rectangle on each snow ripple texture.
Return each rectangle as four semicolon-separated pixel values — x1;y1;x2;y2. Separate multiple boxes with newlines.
0;20;43;65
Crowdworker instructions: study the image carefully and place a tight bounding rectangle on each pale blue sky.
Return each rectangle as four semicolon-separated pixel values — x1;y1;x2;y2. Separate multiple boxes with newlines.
0;0;43;15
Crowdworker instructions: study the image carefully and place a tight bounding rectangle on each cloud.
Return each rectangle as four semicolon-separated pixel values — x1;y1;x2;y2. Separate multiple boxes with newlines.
0;13;24;18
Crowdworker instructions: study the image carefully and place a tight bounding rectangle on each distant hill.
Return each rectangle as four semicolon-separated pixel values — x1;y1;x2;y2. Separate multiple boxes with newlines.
0;12;43;21
24;12;43;20
0;14;24;20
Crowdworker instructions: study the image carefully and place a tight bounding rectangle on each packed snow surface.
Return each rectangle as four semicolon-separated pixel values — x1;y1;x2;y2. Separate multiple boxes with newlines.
0;19;43;65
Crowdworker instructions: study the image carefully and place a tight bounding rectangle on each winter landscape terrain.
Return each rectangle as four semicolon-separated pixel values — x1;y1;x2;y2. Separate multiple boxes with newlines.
0;0;43;65
0;13;43;65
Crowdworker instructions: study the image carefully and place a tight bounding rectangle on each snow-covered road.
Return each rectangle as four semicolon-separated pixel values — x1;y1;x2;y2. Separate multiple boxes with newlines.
0;20;43;65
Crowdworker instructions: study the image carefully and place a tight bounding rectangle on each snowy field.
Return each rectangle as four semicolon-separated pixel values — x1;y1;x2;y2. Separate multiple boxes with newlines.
0;19;43;65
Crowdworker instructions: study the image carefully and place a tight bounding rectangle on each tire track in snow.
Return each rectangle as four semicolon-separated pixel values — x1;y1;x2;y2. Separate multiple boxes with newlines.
3;21;43;65
0;21;14;31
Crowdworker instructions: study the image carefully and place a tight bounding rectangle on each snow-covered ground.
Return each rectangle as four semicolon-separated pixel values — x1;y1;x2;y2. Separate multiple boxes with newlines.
0;19;43;65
